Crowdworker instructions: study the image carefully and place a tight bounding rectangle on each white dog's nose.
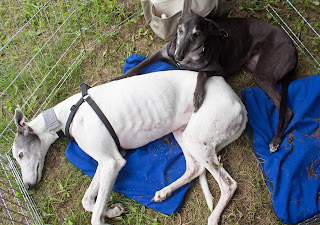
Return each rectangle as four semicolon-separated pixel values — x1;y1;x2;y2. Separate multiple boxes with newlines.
23;182;31;189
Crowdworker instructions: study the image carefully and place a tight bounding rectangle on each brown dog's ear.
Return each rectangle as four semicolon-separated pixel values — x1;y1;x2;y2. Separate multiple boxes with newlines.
14;108;27;134
205;18;214;31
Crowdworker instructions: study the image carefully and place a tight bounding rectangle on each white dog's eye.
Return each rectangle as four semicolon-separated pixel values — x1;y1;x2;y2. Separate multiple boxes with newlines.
19;152;24;159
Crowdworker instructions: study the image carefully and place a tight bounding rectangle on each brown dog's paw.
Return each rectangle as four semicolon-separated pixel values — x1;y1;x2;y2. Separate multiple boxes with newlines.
269;137;281;153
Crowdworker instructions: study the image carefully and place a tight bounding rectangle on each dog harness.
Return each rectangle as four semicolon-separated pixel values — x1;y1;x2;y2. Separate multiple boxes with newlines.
64;82;121;150
42;83;121;151
167;19;228;71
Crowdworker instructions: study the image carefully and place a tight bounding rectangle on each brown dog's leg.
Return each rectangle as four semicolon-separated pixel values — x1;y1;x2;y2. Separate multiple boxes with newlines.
255;73;295;152
269;76;293;152
194;71;208;112
111;45;168;82
252;41;297;152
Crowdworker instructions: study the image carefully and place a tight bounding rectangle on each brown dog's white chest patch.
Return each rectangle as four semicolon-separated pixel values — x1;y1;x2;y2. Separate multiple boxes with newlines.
188;54;201;60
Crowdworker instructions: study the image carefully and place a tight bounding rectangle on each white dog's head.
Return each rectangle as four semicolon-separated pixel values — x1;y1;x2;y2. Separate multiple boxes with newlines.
12;109;48;189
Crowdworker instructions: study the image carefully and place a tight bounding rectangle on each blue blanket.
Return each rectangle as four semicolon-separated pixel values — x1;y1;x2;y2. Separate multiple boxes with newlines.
65;54;193;215
241;74;320;224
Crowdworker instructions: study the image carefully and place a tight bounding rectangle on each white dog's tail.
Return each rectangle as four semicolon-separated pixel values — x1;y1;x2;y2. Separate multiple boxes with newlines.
199;171;214;212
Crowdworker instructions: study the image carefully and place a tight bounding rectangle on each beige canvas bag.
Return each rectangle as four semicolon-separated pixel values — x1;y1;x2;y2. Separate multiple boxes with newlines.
141;0;236;41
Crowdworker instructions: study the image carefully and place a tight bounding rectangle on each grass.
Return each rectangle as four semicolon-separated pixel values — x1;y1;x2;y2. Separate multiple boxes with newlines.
0;0;320;224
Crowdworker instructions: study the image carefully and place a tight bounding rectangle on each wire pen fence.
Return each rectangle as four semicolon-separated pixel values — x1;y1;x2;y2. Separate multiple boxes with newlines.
0;0;319;224
0;0;141;224
265;0;320;73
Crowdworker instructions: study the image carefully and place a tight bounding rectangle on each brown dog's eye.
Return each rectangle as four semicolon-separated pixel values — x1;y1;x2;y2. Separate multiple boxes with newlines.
178;28;183;33
194;31;201;37
19;152;23;159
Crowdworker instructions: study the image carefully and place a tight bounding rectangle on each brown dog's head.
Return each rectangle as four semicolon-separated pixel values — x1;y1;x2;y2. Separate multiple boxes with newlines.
175;13;213;61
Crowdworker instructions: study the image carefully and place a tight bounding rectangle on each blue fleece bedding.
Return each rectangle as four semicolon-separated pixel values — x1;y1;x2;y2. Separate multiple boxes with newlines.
65;54;193;215
241;74;320;224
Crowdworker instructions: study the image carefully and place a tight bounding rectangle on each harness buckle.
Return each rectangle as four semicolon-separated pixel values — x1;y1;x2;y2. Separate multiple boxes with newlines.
70;104;77;112
221;29;228;38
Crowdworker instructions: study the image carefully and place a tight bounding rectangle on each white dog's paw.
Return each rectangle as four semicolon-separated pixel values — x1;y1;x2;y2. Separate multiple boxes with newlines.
152;187;172;202
82;197;95;212
104;203;125;218
207;217;219;225
91;217;111;225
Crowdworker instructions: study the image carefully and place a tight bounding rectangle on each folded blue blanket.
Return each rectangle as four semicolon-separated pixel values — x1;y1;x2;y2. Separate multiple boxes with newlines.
241;74;320;224
65;54;193;215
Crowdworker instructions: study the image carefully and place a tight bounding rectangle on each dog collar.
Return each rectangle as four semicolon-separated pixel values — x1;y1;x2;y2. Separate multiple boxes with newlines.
188;44;205;57
42;108;65;138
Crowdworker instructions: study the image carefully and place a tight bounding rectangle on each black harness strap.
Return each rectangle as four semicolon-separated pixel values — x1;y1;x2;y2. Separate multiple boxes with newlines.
65;98;85;140
83;92;122;151
65;82;122;151
56;130;65;138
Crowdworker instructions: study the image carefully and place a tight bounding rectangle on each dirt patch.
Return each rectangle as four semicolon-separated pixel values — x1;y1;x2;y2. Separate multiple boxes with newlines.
163;135;173;145
315;118;320;139
288;133;295;155
307;162;320;180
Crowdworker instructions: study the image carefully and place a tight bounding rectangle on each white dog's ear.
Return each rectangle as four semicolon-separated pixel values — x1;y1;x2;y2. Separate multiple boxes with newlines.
177;16;182;24
14;108;27;133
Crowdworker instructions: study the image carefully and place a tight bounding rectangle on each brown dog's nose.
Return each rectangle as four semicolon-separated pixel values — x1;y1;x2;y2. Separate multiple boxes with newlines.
175;53;184;61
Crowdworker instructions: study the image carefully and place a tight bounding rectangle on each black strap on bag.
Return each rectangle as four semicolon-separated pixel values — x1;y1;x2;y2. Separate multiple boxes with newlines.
65;82;122;151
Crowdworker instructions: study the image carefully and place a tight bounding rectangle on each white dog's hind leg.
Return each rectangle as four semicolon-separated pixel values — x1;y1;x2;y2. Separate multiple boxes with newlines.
185;141;237;225
206;164;237;225
152;128;205;202
199;171;214;212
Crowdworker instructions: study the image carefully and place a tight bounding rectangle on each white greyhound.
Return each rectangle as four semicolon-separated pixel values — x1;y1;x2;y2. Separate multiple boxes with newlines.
12;70;247;225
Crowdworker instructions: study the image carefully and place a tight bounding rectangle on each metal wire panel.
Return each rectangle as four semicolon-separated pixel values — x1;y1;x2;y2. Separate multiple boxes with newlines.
265;0;320;73
0;0;140;224
0;154;42;224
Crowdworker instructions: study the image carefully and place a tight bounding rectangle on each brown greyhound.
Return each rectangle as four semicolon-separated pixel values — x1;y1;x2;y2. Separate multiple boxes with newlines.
113;13;297;153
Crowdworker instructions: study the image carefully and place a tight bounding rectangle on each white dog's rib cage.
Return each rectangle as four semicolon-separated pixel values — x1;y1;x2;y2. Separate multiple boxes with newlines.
0;0;319;224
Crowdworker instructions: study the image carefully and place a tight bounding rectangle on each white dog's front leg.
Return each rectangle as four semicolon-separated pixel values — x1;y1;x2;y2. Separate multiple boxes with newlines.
82;162;125;220
82;167;101;213
153;128;205;202
91;158;126;225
